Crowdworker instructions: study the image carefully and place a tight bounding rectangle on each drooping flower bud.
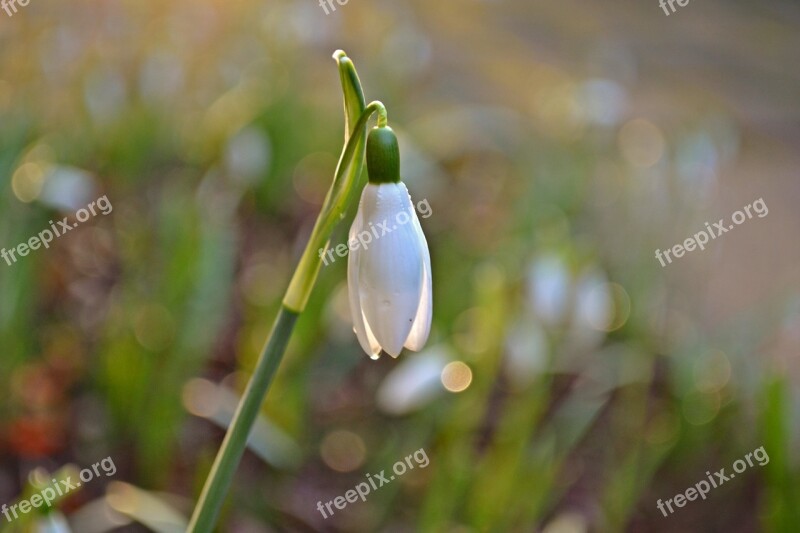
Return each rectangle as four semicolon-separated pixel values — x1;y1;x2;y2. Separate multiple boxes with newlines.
348;126;432;358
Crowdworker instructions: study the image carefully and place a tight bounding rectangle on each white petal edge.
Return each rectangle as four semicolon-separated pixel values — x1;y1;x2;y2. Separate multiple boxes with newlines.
404;213;432;351
348;196;382;358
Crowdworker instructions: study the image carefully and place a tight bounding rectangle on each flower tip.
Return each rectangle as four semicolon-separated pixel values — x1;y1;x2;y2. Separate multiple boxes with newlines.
333;50;348;62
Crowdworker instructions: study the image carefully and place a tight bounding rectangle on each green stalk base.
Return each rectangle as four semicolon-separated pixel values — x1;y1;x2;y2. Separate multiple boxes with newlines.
187;306;299;532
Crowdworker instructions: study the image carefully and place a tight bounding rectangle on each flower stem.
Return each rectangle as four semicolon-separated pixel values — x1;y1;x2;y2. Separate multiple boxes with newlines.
187;52;387;532
283;100;387;313
187;306;298;532
376;103;388;128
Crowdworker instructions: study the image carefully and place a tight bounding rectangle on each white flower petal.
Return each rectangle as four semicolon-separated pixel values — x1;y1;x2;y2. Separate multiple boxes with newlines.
348;206;382;358
359;308;382;359
358;183;424;357
404;208;432;351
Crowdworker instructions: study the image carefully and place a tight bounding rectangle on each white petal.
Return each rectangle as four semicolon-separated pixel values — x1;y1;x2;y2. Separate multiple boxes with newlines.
404;206;432;351
358;183;425;357
348;202;382;358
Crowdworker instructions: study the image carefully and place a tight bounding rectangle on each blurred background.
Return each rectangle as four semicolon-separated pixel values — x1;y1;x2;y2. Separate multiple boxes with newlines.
1;0;799;531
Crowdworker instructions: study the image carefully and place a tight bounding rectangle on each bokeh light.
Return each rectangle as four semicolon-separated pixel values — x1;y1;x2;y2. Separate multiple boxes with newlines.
618;118;665;168
0;1;795;530
441;362;473;393
320;430;367;473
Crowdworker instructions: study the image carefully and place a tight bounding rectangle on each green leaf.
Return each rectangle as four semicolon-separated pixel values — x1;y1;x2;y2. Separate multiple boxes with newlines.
333;50;367;142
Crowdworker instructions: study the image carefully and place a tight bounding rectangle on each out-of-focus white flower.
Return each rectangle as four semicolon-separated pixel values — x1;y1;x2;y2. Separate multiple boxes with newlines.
527;254;571;325
225;126;271;184
36;511;72;533
574;269;613;332
579;78;627;127
505;320;548;387
542;511;588;533
39;166;96;211
377;345;450;415
348;126;432;359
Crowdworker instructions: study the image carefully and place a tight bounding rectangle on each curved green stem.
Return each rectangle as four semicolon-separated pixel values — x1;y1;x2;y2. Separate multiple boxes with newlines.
187;52;387;532
376;103;388;128
283;100;387;313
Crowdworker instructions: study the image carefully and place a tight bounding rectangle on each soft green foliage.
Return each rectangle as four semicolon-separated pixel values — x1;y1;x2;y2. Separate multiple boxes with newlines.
0;1;798;532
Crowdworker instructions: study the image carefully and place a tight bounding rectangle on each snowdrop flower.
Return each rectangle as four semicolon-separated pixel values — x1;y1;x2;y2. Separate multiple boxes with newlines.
349;126;432;358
